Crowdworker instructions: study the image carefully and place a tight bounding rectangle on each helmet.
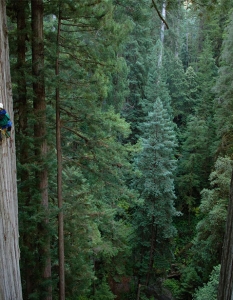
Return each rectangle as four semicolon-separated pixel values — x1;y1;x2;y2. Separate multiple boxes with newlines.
0;103;3;109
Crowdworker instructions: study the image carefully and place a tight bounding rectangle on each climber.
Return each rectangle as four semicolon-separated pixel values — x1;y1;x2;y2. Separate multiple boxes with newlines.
0;103;12;140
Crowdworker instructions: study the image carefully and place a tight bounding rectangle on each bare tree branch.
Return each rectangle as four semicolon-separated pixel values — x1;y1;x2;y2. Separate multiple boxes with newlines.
151;0;169;29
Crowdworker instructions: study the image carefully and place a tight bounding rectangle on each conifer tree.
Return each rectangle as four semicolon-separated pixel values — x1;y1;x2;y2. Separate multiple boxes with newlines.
42;1;137;297
145;43;172;110
218;167;233;300
0;0;22;298
210;11;233;300
7;0;47;297
133;97;178;286
5;0;229;299
176;116;211;211
54;6;65;299
120;0;153;144
196;39;217;119
214;11;233;155
193;157;232;281
31;1;52;298
163;51;187;125
15;1;33;297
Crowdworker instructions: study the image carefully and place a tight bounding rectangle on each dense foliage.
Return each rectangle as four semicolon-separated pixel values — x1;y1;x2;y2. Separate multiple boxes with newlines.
5;0;233;299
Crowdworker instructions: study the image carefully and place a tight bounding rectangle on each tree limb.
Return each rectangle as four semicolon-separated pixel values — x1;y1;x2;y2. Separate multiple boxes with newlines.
151;0;169;30
63;125;89;143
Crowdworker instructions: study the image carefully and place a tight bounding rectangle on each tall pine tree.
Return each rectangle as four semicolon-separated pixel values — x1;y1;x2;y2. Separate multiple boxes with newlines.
133;97;178;287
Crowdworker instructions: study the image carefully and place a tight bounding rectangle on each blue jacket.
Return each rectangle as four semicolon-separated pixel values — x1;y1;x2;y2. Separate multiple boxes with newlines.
0;109;12;129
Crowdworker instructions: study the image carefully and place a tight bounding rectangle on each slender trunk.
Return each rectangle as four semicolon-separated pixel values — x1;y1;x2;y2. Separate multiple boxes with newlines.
31;0;52;298
136;284;142;300
56;9;65;300
185;8;189;68
17;0;27;134
146;217;157;286
160;1;166;44
17;1;32;297
175;0;181;58
158;1;166;67
0;0;23;298
217;169;233;300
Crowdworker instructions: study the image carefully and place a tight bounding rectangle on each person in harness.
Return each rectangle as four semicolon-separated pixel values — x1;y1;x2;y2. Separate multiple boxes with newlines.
0;103;12;141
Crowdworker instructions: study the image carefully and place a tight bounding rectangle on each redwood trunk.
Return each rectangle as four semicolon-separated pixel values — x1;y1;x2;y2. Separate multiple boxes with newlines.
17;1;32;296
0;0;23;298
217;169;233;299
56;10;65;300
31;0;52;298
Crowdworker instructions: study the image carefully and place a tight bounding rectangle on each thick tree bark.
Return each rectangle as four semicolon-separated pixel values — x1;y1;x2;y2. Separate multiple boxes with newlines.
217;169;233;300
31;0;52;298
0;0;23;298
56;10;65;300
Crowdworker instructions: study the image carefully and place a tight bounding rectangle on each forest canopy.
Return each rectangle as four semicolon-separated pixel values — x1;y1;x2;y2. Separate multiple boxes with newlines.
2;0;233;299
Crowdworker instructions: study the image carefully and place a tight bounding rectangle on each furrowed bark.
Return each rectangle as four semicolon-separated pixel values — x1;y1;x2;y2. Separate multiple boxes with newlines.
0;0;23;298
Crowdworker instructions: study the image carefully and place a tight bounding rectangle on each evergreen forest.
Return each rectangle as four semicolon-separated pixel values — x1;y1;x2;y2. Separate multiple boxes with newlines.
4;0;233;299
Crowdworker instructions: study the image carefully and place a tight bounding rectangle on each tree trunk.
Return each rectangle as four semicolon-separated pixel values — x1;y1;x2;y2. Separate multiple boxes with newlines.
17;1;32;296
158;1;166;67
17;0;27;134
56;9;65;300
31;0;52;298
217;169;233;300
146;217;157;286
0;0;23;298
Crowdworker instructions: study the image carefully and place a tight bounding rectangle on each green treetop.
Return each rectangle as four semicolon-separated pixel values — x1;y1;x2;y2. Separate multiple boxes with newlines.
133;97;179;285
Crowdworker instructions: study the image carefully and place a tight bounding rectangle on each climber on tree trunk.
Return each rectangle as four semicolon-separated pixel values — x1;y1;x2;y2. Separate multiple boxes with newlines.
0;103;12;141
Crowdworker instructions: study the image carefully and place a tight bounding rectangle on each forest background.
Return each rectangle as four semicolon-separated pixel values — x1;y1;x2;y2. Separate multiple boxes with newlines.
3;0;233;299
